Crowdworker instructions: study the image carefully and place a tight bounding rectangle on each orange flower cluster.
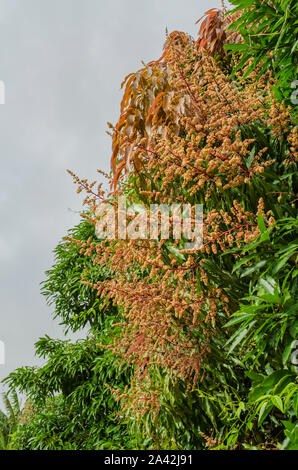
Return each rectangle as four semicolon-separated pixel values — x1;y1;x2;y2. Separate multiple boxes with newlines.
109;45;293;200
68;27;296;416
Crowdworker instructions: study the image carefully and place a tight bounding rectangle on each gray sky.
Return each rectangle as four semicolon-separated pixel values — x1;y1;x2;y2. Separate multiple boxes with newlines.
0;0;222;397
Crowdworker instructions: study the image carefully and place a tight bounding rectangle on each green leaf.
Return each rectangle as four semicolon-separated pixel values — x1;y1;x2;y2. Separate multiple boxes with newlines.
271;396;284;413
246;146;256;169
224;313;254;327
282;340;296;366
249;371;293;402
272;252;296;274
259;278;275;295
258;401;273;426
257;213;267;234
232;254;255;273
226;322;256;354
240;260;267;277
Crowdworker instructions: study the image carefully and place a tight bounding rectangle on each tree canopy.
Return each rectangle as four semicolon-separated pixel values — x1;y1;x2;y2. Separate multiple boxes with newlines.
4;2;297;450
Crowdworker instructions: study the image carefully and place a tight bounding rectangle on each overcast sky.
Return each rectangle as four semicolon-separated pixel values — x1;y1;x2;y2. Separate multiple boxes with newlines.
0;0;223;399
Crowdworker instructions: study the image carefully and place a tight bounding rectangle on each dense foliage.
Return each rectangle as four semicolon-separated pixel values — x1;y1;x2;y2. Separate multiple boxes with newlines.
225;0;298;112
0;391;21;450
3;222;134;450
4;3;297;450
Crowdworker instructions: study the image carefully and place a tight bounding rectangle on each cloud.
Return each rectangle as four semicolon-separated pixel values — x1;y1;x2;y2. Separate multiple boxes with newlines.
0;0;222;391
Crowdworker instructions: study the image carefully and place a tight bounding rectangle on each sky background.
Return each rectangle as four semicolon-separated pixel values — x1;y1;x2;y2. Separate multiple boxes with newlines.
0;0;223;400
